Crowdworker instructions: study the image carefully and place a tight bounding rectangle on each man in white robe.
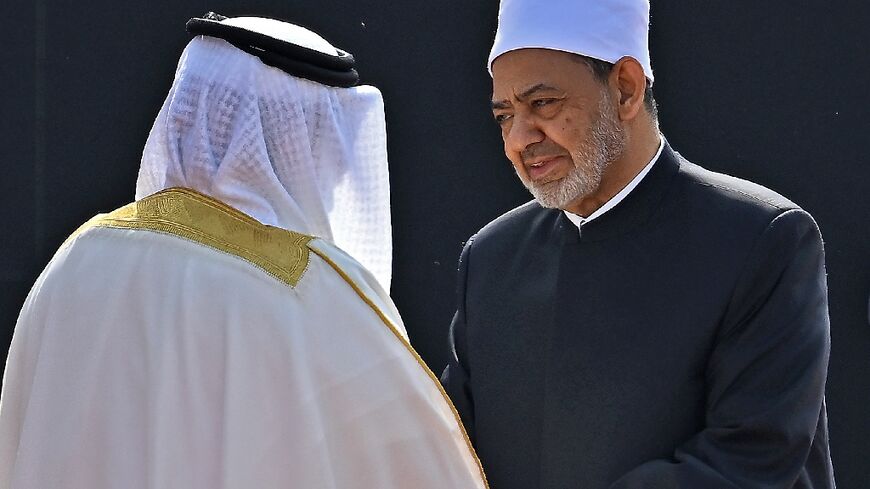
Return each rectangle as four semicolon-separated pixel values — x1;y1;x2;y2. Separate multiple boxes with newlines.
0;13;487;489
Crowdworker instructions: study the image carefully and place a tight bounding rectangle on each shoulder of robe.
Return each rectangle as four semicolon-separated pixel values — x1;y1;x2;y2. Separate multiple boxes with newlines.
673;153;810;229
676;154;799;213
474;200;555;242
65;187;315;288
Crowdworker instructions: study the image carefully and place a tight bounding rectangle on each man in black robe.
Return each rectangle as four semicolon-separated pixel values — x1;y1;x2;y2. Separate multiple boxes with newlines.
440;0;835;487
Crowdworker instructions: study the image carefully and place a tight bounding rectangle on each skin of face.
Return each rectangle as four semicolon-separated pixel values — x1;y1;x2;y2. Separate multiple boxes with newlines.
491;48;655;216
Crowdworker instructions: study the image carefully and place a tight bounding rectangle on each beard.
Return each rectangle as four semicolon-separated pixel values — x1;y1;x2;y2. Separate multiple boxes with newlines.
520;90;627;209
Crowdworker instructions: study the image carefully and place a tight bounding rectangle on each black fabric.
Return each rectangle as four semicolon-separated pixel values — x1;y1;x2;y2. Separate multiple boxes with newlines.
185;13;359;87
441;142;835;489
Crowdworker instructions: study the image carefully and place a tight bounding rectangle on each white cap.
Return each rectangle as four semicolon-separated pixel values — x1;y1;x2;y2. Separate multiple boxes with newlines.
487;0;654;83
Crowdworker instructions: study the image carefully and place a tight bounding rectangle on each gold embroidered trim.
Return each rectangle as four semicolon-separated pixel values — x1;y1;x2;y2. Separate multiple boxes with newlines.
308;245;490;488
72;187;313;287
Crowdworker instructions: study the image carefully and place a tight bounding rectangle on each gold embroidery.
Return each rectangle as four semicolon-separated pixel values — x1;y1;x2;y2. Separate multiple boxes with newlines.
309;245;490;489
72;187;313;287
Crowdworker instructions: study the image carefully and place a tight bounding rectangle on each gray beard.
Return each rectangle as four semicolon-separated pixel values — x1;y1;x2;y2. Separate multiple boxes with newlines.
523;91;626;210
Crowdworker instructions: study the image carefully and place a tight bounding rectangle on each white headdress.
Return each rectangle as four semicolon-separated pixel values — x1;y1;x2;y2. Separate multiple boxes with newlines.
488;0;654;83
136;17;393;290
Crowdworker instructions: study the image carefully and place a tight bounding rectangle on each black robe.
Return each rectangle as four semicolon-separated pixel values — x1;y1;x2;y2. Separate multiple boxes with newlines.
441;143;834;489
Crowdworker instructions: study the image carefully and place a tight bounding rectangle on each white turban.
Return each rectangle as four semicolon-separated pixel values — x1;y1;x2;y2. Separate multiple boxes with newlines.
136;18;393;290
488;0;654;83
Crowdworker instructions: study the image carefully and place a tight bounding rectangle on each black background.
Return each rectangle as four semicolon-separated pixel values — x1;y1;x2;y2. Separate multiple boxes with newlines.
2;1;868;486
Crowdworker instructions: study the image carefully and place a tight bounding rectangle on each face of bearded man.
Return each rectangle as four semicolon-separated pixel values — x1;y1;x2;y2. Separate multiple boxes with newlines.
518;89;626;209
490;48;628;212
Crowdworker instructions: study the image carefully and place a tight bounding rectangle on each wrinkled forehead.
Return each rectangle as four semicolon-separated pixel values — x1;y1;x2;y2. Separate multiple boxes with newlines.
490;48;598;100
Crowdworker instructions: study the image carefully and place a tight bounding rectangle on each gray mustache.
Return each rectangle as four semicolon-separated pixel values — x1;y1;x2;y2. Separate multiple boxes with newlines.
521;142;568;164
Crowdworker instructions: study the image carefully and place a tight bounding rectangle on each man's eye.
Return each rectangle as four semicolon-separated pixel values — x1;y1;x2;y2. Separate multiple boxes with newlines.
494;113;513;125
531;98;556;108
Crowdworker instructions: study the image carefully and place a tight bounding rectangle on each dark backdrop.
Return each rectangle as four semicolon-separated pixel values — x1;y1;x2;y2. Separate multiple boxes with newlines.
2;1;868;486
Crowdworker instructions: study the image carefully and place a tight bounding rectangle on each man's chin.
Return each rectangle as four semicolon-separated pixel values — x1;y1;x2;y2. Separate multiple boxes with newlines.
527;177;562;195
528;178;596;209
529;187;572;209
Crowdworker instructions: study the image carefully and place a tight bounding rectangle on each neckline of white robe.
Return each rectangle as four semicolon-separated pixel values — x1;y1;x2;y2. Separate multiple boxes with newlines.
563;136;665;232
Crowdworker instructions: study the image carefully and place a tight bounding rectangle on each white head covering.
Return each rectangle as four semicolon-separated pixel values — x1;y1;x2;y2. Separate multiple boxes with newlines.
487;0;654;83
136;18;393;290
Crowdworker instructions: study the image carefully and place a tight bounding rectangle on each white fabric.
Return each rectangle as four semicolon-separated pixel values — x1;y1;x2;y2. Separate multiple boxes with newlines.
488;0;654;83
564;136;664;230
221;17;338;55
136;32;393;290
0;226;486;489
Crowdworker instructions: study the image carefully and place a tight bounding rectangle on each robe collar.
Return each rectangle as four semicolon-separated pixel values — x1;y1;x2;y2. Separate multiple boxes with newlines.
563;136;665;230
559;138;681;243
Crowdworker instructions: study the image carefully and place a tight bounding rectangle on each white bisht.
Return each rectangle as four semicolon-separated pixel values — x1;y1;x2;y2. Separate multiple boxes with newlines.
0;20;487;489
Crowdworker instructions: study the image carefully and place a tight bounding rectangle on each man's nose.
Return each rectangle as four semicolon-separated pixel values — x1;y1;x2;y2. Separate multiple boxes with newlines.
505;115;544;154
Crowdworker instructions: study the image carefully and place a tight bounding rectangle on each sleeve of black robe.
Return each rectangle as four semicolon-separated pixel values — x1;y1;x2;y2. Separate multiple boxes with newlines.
441;237;476;444
610;208;832;489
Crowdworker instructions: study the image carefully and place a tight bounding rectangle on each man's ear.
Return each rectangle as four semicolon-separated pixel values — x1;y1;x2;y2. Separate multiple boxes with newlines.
610;56;647;122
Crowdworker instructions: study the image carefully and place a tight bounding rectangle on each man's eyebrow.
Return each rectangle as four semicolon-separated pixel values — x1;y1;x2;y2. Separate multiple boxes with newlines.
490;99;511;110
490;83;560;110
518;83;559;99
